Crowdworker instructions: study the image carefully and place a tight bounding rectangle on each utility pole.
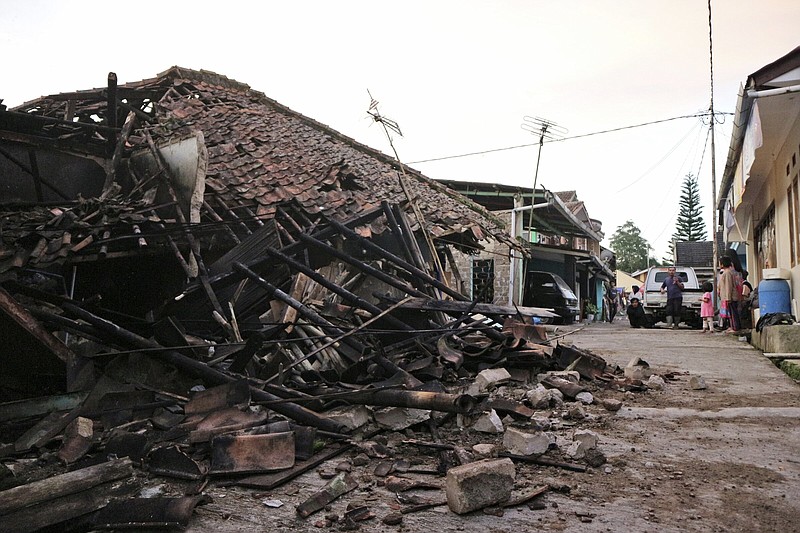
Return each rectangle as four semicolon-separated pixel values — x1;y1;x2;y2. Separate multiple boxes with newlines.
519;117;566;299
708;0;719;303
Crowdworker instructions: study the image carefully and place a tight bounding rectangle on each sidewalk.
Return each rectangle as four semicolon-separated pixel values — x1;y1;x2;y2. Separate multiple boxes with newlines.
552;317;800;532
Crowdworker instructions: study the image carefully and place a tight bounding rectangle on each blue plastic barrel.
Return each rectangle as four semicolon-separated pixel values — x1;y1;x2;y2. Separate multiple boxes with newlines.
759;279;792;315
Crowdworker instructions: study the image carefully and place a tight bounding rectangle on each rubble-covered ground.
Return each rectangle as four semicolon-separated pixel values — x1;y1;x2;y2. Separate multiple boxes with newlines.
185;320;800;533
3;318;799;532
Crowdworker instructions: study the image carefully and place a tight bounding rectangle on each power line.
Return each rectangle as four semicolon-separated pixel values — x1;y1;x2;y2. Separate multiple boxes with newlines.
407;112;733;165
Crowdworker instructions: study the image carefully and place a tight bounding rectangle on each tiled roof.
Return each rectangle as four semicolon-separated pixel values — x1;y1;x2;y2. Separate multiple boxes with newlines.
2;67;518;270
142;67;512;246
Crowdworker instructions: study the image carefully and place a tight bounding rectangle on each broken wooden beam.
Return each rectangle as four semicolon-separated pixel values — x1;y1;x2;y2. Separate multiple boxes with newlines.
61;303;346;434
0;458;134;521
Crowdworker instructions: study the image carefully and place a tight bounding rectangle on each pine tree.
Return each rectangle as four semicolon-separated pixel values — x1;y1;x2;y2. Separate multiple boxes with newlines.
663;174;706;263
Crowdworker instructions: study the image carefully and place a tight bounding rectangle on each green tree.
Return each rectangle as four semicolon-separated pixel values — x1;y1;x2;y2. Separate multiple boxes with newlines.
663;173;707;263
610;220;653;273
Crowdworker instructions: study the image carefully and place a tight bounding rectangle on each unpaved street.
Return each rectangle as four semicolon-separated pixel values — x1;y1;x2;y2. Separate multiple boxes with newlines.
190;319;800;532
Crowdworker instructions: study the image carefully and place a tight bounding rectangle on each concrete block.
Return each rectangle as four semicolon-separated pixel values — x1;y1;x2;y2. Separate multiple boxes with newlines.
526;384;550;409
503;427;553;456
474;368;512;392
372;407;430;430
647;375;666;390
445;458;515;514
759;325;800;353
471;409;504;434
574;429;599;449
472;443;496;457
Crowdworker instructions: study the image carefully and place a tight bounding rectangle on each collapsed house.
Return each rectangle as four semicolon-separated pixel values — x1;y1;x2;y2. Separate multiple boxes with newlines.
0;68;622;530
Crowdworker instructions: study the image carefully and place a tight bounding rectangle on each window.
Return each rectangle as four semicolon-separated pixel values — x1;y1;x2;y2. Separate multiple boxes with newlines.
471;259;495;303
792;174;800;266
789;183;795;266
755;204;776;275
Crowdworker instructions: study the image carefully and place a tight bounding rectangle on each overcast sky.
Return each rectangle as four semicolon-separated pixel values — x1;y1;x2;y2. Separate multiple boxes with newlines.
2;1;798;259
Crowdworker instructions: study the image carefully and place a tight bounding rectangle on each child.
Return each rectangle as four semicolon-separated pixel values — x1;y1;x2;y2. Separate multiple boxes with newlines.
700;281;714;333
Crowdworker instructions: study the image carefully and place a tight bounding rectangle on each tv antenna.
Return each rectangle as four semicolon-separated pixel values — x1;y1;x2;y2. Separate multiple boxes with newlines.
520;116;567;232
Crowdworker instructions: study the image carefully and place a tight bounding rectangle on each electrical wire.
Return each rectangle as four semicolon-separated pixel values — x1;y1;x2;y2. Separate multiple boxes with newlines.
615;118;704;193
407;112;732;165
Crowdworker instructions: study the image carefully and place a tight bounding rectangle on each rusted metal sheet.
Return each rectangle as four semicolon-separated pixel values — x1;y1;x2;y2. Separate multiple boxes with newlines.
148;446;205;480
503;316;549;344
188;406;270;443
184;379;250;415
106;432;150;462
556;344;608;380
210;432;295;475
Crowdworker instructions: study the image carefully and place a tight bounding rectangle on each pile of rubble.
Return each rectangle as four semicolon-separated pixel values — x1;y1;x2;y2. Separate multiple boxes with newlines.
0;66;640;530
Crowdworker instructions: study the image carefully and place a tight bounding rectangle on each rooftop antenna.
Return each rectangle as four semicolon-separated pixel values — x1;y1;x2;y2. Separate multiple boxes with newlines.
520;116;567;237
366;91;447;293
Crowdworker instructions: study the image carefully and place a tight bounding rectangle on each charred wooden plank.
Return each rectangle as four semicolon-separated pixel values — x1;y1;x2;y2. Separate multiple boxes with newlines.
61;303;346;433
0;458;134;516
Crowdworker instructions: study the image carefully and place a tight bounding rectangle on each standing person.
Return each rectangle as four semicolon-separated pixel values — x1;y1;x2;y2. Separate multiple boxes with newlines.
718;257;741;333
739;271;754;330
660;267;684;329
606;288;618;322
700;281;714;333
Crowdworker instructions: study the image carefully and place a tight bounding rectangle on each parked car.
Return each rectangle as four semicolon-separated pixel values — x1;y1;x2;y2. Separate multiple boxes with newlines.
522;271;580;324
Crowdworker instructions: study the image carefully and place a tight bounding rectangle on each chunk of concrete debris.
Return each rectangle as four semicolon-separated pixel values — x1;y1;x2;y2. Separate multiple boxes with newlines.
574;429;599;449
536;370;580;384
575;392;594;405
472;409;504;434
472;443;497;457
565;429;599;460
445;458;515;514
624;356;652;380
548;388;565;407
566;404;586;420
530;416;551;431
471;368;512;394
372;407;430;431
503;427;554;456
601;399;623;412
526;384;550;409
323;405;372;430
689;375;707;390
647;375;666;390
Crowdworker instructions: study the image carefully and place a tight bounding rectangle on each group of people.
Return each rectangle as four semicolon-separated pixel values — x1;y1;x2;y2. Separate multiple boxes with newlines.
711;256;753;334
624;259;753;332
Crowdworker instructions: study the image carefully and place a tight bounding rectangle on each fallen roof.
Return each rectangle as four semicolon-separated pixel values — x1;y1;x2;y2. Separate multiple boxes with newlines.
7;67;517;255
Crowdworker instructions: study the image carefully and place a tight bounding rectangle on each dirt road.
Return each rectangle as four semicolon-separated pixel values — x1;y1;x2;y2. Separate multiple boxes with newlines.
189;319;800;532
